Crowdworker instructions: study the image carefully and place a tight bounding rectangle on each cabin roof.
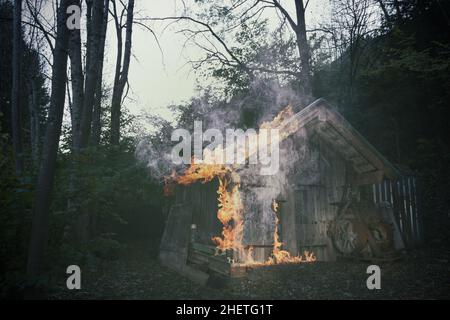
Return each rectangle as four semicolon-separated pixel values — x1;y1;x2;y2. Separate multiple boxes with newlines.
278;98;399;184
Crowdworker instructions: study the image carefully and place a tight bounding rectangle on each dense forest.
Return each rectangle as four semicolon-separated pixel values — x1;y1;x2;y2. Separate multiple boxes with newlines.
0;0;449;299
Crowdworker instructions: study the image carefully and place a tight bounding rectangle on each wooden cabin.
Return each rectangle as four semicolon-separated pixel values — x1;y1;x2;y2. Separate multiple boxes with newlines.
159;99;421;282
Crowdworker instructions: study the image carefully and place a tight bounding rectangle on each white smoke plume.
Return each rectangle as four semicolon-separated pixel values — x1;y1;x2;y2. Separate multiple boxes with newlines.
135;80;318;257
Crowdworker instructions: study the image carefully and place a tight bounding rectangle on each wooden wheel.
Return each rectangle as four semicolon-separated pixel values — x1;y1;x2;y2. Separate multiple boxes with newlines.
332;219;369;255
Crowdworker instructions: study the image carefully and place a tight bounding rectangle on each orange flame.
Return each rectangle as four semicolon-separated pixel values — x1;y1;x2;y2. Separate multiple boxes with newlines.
265;200;317;265
211;177;244;251
260;105;295;130
165;105;316;266
177;158;230;185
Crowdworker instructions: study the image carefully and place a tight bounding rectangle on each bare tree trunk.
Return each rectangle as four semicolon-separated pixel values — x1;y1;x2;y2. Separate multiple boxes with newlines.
294;0;312;98
92;0;110;146
11;0;23;175
110;0;134;145
79;0;105;148
85;0;93;72
67;2;85;246
27;77;39;164
376;0;391;24
69;0;108;244
91;75;103;146
110;0;123;146
27;0;74;278
271;0;313;99
68;10;84;152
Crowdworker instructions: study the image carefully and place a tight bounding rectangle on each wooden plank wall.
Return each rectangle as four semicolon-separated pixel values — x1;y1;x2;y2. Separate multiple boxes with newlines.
372;176;422;248
175;181;222;246
292;137;346;261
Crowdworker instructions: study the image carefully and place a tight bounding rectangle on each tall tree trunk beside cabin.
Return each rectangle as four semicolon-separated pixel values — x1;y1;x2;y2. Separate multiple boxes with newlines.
87;0;110;240
110;0;135;146
91;0;110;146
271;0;313;100
11;0;23;175
79;0;106;148
27;0;75;278
68;22;89;244
68;12;84;152
27;76;40;164
68;0;109;243
294;0;313;98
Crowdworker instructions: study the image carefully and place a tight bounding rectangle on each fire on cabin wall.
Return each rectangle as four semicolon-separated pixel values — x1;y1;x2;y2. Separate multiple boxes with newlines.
165;105;317;266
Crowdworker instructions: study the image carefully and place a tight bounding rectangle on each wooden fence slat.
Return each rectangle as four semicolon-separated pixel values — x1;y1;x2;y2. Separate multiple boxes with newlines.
407;177;416;242
396;180;404;233
411;177;419;245
385;180;392;204
371;175;423;248
389;180;394;206
414;177;424;244
374;183;379;203
382;180;387;203
404;178;412;242
412;177;420;244
373;184;377;203
406;177;415;248
408;177;417;245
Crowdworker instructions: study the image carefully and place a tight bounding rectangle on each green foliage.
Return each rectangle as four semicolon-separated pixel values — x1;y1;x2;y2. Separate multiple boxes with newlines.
87;237;124;260
59;237;124;268
0;157;33;274
0;4;51;297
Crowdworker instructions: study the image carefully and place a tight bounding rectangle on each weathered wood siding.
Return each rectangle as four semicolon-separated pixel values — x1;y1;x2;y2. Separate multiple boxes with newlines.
280;134;347;261
174;181;222;246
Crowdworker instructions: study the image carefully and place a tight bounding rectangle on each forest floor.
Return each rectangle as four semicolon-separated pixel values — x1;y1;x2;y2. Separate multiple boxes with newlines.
49;241;450;300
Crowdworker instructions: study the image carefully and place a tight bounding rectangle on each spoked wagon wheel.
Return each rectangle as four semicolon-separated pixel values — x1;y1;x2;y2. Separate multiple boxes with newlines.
332;219;368;255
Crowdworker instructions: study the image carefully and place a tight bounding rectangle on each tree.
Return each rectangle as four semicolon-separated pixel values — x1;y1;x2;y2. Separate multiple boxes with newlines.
68;0;109;150
11;0;23;175
25;49;45;164
66;0;110;244
110;0;135;145
78;0;107;148
272;0;312;97
27;0;75;277
68;0;84;152
92;0;110;146
143;0;314;99
0;1;49;167
332;0;375;102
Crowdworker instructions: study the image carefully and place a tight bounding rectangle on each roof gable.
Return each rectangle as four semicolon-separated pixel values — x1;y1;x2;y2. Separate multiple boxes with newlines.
277;98;399;183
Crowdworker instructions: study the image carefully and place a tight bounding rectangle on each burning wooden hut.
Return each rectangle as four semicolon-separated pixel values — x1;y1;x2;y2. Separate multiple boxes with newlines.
160;99;421;283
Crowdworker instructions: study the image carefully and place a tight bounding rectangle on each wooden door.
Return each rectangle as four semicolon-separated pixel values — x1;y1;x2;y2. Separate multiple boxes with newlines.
295;186;335;261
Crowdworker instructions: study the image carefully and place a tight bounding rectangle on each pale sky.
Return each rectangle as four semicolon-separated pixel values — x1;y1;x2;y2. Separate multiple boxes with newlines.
106;0;199;124
35;0;331;129
102;0;331;125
